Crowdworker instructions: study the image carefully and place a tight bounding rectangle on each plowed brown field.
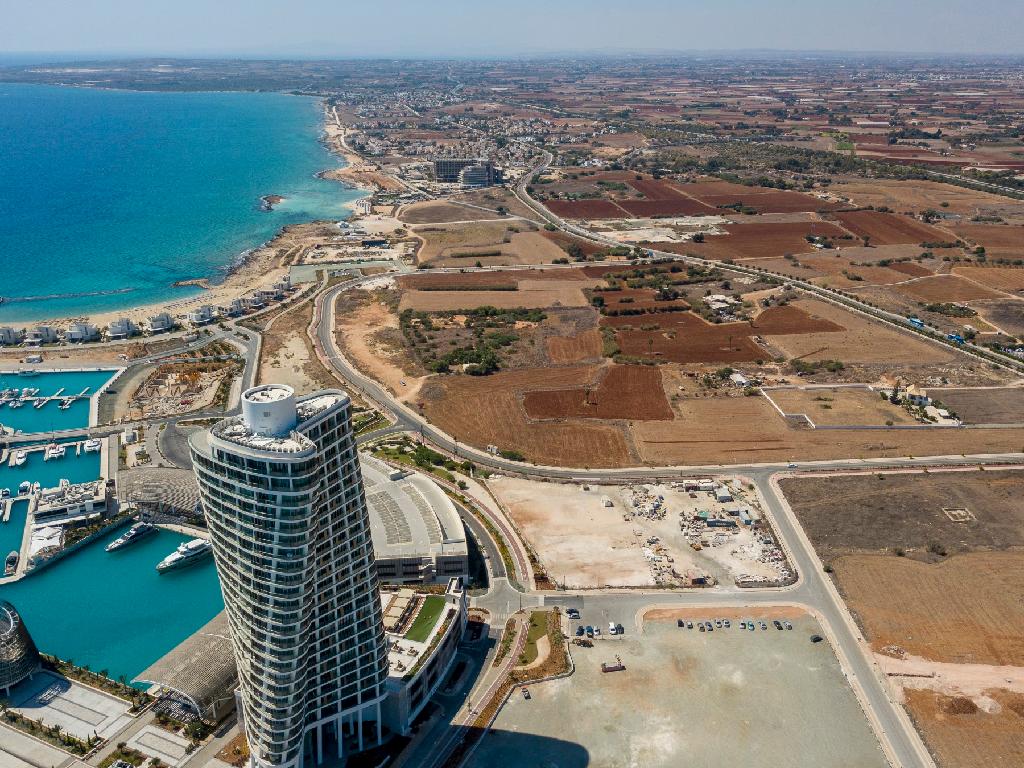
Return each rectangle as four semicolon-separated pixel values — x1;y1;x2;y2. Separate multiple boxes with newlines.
523;364;672;420
951;266;1024;293
895;275;1003;302
545;199;629;219
418;366;633;467
545;329;603;364
677;221;848;260
833;210;950;245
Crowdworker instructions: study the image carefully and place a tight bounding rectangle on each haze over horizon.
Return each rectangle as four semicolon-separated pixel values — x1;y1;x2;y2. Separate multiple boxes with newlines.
3;0;1024;59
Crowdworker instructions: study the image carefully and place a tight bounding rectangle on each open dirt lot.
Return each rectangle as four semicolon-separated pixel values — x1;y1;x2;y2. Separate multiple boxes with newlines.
764;298;956;365
895;274;1003;302
781;469;1024;768
257;296;340;394
469;616;887;768
781;469;1024;565
832;210;952;245
398;279;595;311
413;222;568;267
399;200;510;224
523;364;673;421
334;297;427;403
971;299;1024;337
930;387;1024;425
418;366;633;467
764;386;917;426
901;687;1024;768
952;225;1024;255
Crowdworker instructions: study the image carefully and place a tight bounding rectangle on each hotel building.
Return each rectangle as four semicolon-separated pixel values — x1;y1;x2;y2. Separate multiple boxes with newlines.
189;385;389;768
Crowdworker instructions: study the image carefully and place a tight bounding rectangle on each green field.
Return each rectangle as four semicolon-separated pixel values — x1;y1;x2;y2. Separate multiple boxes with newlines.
405;596;446;642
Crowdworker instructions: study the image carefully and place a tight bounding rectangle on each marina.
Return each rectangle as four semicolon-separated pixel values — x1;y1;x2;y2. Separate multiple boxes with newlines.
0;369;121;434
0;527;223;682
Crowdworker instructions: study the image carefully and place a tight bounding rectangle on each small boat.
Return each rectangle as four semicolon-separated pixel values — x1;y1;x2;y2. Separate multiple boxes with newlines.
106;522;158;552
0;488;9;499
58;398;73;410
14;450;27;466
4;551;18;576
18;481;31;495
156;538;212;573
44;444;65;461
8;399;24;409
83;439;102;453
31;482;40;494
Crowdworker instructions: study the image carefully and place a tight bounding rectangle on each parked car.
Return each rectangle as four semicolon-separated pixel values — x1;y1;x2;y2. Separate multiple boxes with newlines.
576;626;585;637
723;620;730;629
616;623;624;635
585;625;594;638
810;634;824;643
698;623;705;632
773;620;783;630
608;622;618;635
686;621;693;629
784;621;793;630
759;622;768;630
594;626;601;637
566;608;580;620
522;687;531;700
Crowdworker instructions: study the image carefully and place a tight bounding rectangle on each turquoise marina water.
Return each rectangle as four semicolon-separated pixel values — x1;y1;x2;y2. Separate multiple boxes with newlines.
0;83;361;322
0;499;29;555
0;450;101;498
0;528;223;682
0;369;118;433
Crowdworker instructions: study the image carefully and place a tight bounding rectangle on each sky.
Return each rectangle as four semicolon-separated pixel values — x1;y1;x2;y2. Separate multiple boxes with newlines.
2;0;1023;58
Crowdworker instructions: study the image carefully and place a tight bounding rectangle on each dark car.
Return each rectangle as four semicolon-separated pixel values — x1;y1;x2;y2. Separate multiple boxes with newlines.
576;626;585;637
810;634;824;643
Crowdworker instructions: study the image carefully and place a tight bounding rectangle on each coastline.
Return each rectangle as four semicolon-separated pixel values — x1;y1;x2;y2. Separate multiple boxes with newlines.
0;98;373;331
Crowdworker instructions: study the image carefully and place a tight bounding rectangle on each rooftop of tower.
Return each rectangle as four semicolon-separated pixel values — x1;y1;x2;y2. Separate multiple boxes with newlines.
209;387;348;454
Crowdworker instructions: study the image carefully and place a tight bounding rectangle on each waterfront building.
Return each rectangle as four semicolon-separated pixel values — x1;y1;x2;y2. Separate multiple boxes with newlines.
189;385;389;768
148;312;176;334
0;327;25;346
187;305;216;326
0;600;40;695
361;455;469;585
24;325;60;345
108;317;139;340
65;322;100;343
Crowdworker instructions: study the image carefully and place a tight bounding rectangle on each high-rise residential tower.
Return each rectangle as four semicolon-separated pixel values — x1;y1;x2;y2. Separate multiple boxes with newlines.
189;385;388;768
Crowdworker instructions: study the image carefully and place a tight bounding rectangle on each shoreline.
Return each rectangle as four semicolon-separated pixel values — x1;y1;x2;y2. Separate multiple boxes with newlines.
0;96;374;330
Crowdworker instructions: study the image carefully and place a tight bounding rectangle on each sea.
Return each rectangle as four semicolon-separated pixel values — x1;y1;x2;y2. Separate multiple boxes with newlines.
0;82;362;322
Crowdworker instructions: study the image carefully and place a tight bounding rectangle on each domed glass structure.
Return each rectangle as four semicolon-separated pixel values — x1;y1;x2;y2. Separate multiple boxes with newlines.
0;600;40;694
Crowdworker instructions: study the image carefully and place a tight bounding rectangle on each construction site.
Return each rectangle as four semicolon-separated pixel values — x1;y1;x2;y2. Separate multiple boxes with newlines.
488;476;792;588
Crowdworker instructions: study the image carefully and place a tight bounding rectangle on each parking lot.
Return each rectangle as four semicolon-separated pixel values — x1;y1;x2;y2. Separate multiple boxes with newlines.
468;611;888;768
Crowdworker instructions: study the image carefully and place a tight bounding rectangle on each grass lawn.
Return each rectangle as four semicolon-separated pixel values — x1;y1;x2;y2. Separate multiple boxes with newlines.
521;610;550;665
406;596;446;642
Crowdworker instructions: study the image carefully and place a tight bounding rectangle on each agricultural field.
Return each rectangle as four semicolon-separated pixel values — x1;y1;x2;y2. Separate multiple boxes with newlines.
930;387;1024;425
829;179;1021;218
832;210;952;246
951;266;1024;294
952;225;1024;256
679;220;848;260
417;366;635;467
970;299;1024;337
398;200;506;224
523;364;673;421
894;274;1003;303
763;386;916;426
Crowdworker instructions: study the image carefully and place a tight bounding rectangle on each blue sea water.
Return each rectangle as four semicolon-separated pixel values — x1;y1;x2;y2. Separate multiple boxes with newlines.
0;529;223;681
0;368;118;433
0;83;361;322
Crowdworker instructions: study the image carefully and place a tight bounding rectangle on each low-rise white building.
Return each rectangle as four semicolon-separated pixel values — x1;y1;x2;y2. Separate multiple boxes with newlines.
0;327;24;346
24;326;60;345
148;312;175;334
108;318;139;339
65;322;99;343
187;305;215;326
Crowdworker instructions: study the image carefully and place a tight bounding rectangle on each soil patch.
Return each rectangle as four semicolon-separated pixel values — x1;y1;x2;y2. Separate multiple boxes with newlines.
523;364;673;421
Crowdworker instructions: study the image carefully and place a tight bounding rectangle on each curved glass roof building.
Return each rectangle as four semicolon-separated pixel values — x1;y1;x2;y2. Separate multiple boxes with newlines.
0;600;40;695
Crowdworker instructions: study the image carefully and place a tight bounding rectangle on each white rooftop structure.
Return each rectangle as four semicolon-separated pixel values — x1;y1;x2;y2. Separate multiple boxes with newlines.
362;455;468;585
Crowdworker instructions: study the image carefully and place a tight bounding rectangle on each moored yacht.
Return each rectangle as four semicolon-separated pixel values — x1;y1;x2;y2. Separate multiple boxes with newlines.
106;521;158;552
83;439;102;453
14;450;27;466
156;538;212;572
